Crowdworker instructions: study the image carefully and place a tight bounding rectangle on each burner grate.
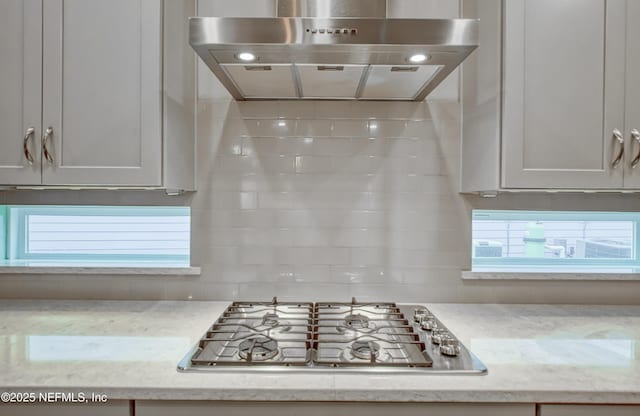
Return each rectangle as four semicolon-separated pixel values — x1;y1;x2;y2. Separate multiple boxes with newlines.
312;300;432;368
179;299;488;373
191;299;313;367
188;297;436;368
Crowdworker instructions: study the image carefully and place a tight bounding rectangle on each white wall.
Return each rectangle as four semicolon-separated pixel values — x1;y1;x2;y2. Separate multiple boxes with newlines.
1;0;639;303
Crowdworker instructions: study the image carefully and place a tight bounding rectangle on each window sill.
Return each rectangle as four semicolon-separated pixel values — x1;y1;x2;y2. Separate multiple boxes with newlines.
462;271;640;281
0;262;201;276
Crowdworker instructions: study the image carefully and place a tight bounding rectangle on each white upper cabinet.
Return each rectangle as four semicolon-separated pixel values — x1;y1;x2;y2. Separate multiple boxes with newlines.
0;0;196;191
42;0;162;186
623;0;640;188
461;0;637;193
502;0;626;189
0;0;42;185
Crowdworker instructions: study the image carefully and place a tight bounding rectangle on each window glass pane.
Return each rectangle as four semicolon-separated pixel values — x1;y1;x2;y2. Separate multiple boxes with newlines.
472;210;638;273
0;206;6;261
1;205;190;266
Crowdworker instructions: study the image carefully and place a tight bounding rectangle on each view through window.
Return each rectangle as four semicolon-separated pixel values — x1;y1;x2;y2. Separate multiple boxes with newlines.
0;205;190;267
472;210;637;273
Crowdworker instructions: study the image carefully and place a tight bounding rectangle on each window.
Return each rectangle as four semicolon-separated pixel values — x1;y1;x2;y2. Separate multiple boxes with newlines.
472;210;639;273
0;205;190;267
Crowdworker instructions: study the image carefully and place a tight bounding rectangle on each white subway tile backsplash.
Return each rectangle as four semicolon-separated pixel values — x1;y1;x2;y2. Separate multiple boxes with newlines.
332;228;388;248
349;138;421;157
301;174;376;192
236;282;351;301
349;102;396;120
256;265;332;283
2;0;636;306
331;120;369;137
207;266;260;283
161;282;241;301
190;191;258;210
407;120;436;138
294;119;334;137
306;138;356;156
258;192;295;210
276;247;350;265
351;248;401;266
384;102;430;120
255;119;298;137
368;120;409;138
199;173;260;192
284;228;331;247
237;101;279;119
313;101;353;119
241;247;277;265
213;155;258;174
276;210;312;228
334;155;382;174
294;156;335;174
336;210;387;228
291;192;373;210
192;209;277;228
192;246;240;265
331;266;394;284
276;101;317;119
243;137;294;156
221;118;252;136
205;227;291;247
256;155;296;174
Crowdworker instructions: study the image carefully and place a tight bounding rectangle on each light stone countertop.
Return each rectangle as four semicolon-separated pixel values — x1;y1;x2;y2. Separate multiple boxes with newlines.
0;300;639;404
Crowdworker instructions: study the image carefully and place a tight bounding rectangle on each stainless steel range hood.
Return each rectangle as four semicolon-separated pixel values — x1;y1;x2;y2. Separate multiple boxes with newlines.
189;0;479;101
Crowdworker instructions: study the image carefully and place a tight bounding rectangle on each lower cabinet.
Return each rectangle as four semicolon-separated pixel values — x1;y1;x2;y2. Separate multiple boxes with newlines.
0;400;129;416
135;401;534;416
539;405;640;416
6;401;638;416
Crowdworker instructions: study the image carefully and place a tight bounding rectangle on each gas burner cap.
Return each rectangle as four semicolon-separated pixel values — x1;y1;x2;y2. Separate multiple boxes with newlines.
351;341;381;360
345;314;370;329
238;336;279;362
262;312;279;327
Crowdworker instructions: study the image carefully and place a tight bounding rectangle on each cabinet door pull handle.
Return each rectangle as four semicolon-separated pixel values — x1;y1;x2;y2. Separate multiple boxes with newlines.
42;126;55;163
611;128;625;168
23;127;35;165
631;129;640;169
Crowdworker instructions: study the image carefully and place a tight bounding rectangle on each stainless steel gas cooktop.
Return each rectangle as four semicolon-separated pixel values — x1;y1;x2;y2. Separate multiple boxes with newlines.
178;298;487;374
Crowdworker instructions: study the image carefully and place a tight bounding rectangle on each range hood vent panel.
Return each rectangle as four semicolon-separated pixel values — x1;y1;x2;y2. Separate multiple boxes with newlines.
297;64;365;98
361;65;443;100
190;2;479;101
222;64;298;99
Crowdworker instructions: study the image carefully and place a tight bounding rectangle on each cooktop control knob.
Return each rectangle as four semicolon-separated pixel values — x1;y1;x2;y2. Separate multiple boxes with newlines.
413;308;430;323
439;337;461;356
431;328;450;344
420;317;438;331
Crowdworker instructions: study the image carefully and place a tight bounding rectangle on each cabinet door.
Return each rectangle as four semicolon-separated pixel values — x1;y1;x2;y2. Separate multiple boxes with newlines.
0;0;42;185
502;0;627;189
0;401;130;416
42;0;162;186
623;0;640;188
539;404;640;416
136;401;535;416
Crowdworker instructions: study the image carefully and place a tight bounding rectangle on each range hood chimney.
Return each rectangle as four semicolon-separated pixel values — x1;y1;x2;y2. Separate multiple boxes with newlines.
190;0;478;101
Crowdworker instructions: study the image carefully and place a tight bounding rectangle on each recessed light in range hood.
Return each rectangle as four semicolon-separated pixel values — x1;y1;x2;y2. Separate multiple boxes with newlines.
189;0;479;101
